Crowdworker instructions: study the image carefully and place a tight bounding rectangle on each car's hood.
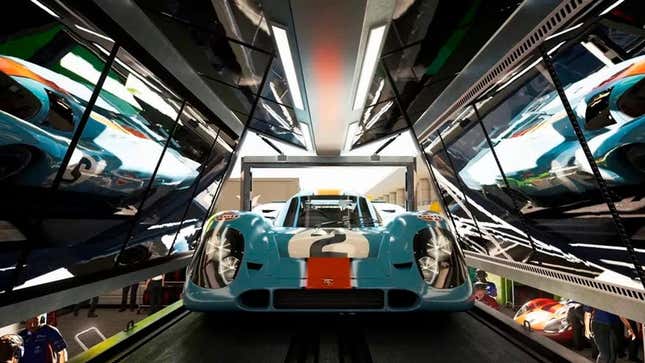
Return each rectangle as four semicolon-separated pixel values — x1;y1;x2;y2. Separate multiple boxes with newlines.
272;227;385;259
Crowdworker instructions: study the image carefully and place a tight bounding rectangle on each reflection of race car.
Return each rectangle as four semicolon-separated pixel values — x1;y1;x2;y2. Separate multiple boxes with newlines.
184;192;472;312
0;55;198;196
461;56;645;206
514;298;573;343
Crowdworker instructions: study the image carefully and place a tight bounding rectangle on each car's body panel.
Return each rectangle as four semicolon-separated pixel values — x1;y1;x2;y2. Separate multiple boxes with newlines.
514;298;573;343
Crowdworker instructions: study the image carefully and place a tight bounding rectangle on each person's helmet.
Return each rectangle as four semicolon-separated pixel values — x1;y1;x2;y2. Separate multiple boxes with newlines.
0;334;24;360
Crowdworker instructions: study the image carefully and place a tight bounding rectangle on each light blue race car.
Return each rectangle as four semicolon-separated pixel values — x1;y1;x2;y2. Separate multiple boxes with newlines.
0;55;198;196
183;192;472;312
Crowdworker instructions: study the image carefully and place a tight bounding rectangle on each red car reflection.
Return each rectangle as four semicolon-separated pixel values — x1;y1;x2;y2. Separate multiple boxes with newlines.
513;298;573;343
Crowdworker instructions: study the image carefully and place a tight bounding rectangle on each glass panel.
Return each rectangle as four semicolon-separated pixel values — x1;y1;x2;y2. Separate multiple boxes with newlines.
135;3;271;96
564;2;645;279
352;100;408;148
0;1;112;291
172;133;234;255
135;0;273;53
442;117;539;264
427;148;489;256
248;98;306;148
13;46;183;288
474;45;636;281
260;58;293;108
121;104;219;265
381;0;521;124
364;64;395;107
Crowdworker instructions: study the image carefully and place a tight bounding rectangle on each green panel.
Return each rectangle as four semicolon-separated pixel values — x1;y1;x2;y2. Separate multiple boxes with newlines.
0;25;62;59
425;0;482;76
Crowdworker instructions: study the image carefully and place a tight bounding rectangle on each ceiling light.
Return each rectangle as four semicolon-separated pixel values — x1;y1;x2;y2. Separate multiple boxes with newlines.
353;25;387;110
30;0;59;18
545;23;583;41
75;24;114;42
271;25;304;110
600;0;625;16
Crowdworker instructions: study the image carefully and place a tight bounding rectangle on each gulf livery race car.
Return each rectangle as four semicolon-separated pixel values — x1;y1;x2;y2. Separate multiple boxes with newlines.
460;55;645;207
514;298;573;343
0;55;198;195
183;192;472;312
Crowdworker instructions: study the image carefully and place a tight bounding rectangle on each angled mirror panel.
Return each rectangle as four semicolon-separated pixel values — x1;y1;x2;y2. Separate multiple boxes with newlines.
248;98;306;149
0;0;112;292
351;100;408;149
123;104;220;266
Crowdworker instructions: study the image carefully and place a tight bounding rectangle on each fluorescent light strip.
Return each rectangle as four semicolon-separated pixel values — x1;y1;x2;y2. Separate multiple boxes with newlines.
30;0;59;18
344;122;359;151
570;243;645;254
581;41;614;66
600;259;645;270
545;23;583;41
353;25;387;110
600;0;625;16
75;24;114;42
271;25;304;110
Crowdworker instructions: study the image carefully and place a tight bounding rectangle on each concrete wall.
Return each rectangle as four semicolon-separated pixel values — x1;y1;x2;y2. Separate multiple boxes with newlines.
215;178;300;210
367;154;442;211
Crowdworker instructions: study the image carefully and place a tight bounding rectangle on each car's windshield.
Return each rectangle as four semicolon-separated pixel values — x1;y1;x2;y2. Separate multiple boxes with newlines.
283;195;379;228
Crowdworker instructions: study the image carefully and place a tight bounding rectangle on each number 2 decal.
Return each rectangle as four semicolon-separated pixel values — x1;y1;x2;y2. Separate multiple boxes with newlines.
309;232;347;257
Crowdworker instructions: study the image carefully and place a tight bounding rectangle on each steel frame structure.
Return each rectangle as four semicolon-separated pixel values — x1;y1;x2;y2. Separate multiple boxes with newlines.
239;155;416;211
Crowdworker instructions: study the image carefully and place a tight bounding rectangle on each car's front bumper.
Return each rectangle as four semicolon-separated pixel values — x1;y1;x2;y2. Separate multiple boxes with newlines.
183;279;473;313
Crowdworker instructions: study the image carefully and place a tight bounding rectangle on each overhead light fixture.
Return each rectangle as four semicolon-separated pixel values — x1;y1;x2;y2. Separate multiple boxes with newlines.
271;25;304;110
75;24;114;42
353;25;387;110
30;0;59;18
600;0;625;16
545;23;583;41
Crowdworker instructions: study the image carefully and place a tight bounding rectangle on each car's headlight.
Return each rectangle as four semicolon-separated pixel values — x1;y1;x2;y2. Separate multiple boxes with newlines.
413;226;463;288
190;225;244;288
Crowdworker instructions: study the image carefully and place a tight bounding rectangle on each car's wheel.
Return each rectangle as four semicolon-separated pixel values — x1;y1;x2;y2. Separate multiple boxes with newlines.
117;245;151;266
623;143;645;173
0;145;33;181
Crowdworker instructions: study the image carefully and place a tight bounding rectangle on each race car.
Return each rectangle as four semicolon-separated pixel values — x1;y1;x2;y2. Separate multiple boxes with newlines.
0;55;199;196
371;201;406;224
513;298;573;343
459;54;645;207
183;192;472;312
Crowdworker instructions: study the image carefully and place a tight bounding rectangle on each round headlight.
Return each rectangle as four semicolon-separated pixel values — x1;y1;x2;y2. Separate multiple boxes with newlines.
219;255;241;284
418;256;438;282
413;226;459;287
191;225;244;289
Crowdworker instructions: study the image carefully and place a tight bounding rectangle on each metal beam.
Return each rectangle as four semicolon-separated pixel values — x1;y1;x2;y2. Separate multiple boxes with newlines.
465;252;645;323
0;255;191;327
240;155;416;211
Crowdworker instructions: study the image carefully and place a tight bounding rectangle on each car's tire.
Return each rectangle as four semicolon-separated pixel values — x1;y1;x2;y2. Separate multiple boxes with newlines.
623;143;645;174
117;245;151;266
0;144;33;181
